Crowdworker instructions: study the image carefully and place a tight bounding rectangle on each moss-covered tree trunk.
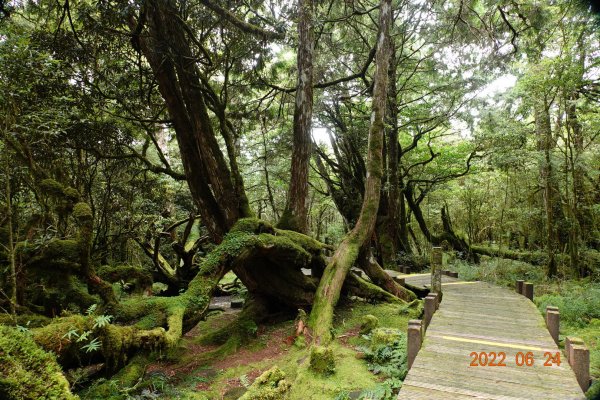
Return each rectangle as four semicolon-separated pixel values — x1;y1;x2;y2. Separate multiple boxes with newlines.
308;0;393;345
359;248;416;301
404;184;478;262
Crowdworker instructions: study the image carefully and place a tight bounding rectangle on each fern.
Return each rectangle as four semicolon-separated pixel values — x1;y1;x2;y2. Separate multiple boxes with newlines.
93;314;113;329
16;321;31;333
76;330;92;343
86;304;98;315
81;337;102;353
62;329;79;340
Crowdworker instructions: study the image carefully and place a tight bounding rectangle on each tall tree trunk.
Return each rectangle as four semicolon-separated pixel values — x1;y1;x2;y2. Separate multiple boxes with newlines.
535;96;560;277
4;158;17;320
377;42;412;268
308;0;393;345
279;0;314;233
133;0;250;242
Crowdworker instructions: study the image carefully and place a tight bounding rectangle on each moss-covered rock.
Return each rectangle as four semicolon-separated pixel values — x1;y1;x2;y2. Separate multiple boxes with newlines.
238;367;291;400
359;314;379;335
0;325;77;400
309;345;336;376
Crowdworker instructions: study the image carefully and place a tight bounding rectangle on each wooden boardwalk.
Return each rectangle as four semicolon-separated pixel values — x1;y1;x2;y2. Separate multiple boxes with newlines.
396;274;585;399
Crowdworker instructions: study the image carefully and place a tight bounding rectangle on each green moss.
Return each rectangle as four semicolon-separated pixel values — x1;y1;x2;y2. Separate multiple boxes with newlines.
276;208;301;232
18;238;79;262
62;187;80;201
587;379;600;400
0;325;77;400
72;202;92;221
276;228;325;254
97;265;153;289
0;313;50;327
31;315;92;365
81;355;148;400
198;231;255;274
289;342;379;400
309;345;336;376
238;367;291;400
229;218;274;235
39;179;65;198
359;314;379;334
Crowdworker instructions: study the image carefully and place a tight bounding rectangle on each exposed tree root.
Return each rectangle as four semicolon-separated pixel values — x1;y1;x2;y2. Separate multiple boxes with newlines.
359;249;417;302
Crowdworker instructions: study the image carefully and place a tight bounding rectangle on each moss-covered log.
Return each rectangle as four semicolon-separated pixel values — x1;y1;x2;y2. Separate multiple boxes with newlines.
26;218;327;372
471;245;547;265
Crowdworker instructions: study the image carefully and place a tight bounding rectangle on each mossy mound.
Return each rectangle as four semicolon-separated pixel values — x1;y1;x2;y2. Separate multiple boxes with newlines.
309;345;335;376
359;314;379;334
239;367;291;400
97;265;153;290
0;325;77;400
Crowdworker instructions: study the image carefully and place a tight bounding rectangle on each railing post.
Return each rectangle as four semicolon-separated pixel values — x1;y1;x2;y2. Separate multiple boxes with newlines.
424;295;436;330
516;280;524;294
545;306;559;345
523;282;534;301
572;345;590;392
431;247;442;297
407;320;423;369
565;336;584;366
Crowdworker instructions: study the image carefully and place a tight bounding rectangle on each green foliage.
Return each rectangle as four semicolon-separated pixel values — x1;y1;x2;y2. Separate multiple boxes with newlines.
72;202;93;221
353;329;408;400
587;379;600;400
450;257;545;288
0;325;77;400
535;281;600;327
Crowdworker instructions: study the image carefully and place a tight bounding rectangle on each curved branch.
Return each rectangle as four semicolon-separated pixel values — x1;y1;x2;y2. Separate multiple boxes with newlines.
200;0;284;40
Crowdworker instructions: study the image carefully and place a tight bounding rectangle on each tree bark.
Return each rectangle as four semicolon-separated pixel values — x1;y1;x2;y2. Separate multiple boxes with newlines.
134;0;250;242
359;248;416;301
4;156;17;319
279;0;314;233
535;95;561;277
308;0;393;345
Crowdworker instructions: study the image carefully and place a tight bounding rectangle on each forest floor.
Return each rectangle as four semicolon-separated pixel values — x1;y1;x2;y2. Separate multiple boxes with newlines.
80;291;419;400
77;260;600;400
